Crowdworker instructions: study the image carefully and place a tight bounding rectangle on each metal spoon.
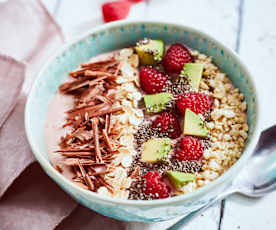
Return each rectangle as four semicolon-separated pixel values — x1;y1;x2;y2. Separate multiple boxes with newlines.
168;125;276;230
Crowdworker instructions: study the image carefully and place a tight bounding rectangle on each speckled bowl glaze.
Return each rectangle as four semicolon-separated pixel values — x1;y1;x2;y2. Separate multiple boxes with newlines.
25;21;260;222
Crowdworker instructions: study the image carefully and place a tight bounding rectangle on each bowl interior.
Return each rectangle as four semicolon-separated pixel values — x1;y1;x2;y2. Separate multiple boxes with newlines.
25;21;258;203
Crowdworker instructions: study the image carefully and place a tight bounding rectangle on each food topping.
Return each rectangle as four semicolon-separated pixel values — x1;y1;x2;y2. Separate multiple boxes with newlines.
163;43;193;73
49;39;248;201
175;136;204;161
152;112;181;139
167;171;196;189
181;63;204;90
135;38;165;65
141;138;171;163
183;109;208;137
176;92;213;116
139;66;168;94
144;92;172;113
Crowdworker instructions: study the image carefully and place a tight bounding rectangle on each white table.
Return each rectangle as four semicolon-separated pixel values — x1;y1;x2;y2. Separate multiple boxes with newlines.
43;0;276;229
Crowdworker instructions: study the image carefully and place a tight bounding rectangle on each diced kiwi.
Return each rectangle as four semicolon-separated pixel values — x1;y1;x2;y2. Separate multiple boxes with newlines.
167;171;196;189
144;92;172;113
181;63;204;90
183;109;208;137
135;39;165;65
141;138;171;163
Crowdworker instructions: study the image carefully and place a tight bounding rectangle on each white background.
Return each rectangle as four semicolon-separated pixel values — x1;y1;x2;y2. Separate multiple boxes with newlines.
43;0;276;229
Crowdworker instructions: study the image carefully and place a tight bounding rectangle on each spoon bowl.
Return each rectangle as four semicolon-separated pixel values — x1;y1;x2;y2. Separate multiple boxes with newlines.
234;124;276;197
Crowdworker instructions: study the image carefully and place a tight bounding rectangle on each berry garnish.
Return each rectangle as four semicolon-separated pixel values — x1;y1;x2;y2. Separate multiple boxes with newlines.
152;112;181;139
176;92;213;115
176;136;203;161
139;67;168;94
163;43;193;73
128;0;145;2
102;1;131;23
142;171;170;199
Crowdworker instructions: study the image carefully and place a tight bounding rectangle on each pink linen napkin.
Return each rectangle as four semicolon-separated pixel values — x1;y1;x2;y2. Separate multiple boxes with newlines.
0;55;25;131
0;0;79;229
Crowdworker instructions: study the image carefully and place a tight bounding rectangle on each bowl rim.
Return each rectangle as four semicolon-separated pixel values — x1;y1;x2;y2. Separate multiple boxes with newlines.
25;19;261;206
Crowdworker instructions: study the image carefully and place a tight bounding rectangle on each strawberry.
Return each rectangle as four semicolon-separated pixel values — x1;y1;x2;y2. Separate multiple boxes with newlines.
142;171;170;199
175;136;203;161
176;92;213;115
163;43;193;73
102;1;131;23
152;112;181;139
139;67;168;94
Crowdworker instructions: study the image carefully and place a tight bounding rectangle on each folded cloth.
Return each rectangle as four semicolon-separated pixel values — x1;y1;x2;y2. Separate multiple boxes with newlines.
56;205;124;230
0;163;75;230
0;0;77;229
0;55;25;132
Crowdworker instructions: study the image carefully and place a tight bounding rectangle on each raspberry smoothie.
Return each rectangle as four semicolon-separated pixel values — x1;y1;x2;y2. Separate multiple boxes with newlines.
45;38;248;200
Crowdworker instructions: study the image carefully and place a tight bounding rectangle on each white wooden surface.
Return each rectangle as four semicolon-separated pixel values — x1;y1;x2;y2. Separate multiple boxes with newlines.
42;0;276;229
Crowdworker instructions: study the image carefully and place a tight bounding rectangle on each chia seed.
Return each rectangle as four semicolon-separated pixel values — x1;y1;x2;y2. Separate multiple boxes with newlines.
165;77;191;97
134;124;170;147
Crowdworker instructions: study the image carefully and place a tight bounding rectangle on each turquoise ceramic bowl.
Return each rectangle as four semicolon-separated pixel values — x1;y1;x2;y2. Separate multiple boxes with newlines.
25;21;260;222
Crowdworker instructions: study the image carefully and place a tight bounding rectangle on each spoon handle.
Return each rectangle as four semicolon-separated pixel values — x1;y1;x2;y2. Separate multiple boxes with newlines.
167;188;237;230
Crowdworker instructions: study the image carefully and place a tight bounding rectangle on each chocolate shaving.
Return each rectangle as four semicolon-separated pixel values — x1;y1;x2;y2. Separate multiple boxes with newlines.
64;158;99;166
78;160;95;191
62;120;73;128
56;148;93;153
92;118;102;163
81;58;117;68
59;76;107;94
74;130;94;142
84;70;117;79
61;151;94;158
56;56;124;194
107;114;112;134
73;166;82;178
67;103;109;119
102;129;113;152
59;78;91;93
88;106;123;118
70;68;89;78
105;115;109;131
53;164;63;173
95;95;112;104
98;175;113;193
89;170;111;176
79;85;103;104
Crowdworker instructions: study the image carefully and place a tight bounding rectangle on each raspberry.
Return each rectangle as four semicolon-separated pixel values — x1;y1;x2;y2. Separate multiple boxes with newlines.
175;136;203;161
176;92;213;115
102;1;131;23
139;67;168;94
142;171;170;199
163;43;193;73
128;0;145;2
152;112;181;139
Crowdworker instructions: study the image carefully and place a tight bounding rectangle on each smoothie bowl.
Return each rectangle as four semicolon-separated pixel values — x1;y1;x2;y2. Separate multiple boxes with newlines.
25;21;259;222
